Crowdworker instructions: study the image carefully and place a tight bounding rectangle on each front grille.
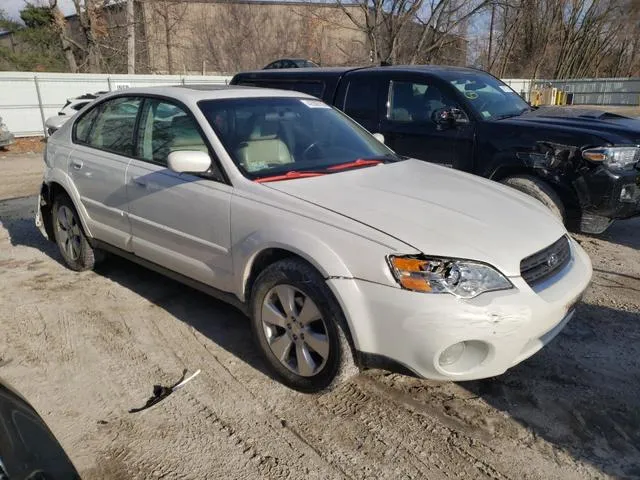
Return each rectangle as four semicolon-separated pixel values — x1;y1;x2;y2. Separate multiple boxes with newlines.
520;236;571;286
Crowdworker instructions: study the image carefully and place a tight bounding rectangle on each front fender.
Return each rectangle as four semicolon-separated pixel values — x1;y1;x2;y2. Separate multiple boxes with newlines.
234;226;352;300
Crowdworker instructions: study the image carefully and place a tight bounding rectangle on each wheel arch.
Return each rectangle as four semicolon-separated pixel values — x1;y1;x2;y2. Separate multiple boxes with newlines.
42;175;93;239
239;237;352;302
245;249;362;369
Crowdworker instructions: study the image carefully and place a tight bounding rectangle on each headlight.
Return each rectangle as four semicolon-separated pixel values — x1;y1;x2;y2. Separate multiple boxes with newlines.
582;146;640;171
388;256;513;299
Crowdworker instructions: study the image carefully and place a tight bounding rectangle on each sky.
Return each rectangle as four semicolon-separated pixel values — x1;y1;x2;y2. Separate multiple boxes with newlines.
1;0;76;21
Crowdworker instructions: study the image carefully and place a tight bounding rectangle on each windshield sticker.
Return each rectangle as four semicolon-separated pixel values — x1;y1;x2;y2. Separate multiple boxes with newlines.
481;111;491;119
300;99;331;109
464;91;479;100
499;85;513;92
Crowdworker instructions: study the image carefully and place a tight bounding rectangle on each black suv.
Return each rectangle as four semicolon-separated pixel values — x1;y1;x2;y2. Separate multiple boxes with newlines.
231;66;640;234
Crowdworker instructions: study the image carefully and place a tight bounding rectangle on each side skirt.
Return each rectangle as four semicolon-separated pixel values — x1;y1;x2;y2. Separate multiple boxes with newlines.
92;240;249;315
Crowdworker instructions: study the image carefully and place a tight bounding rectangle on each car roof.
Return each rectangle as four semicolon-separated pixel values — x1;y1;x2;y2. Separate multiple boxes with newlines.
97;84;315;103
237;64;483;78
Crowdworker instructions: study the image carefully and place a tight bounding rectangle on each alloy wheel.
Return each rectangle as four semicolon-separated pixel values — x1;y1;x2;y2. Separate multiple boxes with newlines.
56;205;82;261
261;284;330;377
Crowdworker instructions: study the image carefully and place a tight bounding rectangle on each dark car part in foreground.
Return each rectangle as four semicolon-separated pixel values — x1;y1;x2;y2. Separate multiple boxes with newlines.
0;378;80;479
232;66;640;234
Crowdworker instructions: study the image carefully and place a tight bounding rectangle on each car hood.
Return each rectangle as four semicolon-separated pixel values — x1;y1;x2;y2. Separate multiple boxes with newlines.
502;107;640;143
265;160;567;277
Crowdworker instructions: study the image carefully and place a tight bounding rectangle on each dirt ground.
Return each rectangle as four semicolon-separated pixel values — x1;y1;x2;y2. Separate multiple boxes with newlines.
1;153;639;480
0;136;46;155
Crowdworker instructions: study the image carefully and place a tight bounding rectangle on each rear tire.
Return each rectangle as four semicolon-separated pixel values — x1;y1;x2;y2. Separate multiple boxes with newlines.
501;175;566;223
52;194;98;271
249;258;358;393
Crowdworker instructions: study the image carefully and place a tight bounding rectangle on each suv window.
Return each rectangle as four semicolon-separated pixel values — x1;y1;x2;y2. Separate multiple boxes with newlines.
137;99;208;166
74;106;100;143
85;97;141;155
387;81;457;123
241;80;325;99
343;79;378;122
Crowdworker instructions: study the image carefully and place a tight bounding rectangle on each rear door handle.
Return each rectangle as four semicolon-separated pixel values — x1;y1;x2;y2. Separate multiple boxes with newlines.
71;160;83;170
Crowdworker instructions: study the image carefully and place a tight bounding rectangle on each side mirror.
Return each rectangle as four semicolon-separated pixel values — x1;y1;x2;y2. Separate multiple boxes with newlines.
168;150;211;174
373;133;385;144
45;115;69;136
433;108;468;130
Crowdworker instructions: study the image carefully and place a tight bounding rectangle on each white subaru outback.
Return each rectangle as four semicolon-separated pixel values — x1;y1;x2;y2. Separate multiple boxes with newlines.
36;86;592;392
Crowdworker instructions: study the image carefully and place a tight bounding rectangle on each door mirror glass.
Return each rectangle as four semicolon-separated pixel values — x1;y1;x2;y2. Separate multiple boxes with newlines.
433;107;469;129
168;150;211;174
372;133;385;144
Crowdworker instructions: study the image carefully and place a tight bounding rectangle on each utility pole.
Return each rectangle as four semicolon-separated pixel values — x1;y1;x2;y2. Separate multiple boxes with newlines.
127;0;135;74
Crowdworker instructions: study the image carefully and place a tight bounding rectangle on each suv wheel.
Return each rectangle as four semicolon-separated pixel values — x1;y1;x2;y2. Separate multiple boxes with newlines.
250;258;358;393
52;194;99;271
502;175;566;222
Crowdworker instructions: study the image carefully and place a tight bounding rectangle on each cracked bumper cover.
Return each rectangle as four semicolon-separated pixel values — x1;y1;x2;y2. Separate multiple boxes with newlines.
581;166;640;220
328;238;592;381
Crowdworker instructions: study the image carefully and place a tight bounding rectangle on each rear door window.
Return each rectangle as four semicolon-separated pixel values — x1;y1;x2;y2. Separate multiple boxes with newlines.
85;97;141;156
74;106;101;144
241;80;325;99
342;78;380;130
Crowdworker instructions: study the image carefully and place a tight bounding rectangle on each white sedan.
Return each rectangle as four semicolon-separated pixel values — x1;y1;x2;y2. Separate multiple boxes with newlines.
36;86;592;392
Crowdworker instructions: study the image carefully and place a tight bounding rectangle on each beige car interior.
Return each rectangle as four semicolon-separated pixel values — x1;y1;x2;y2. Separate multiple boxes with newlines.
234;114;294;172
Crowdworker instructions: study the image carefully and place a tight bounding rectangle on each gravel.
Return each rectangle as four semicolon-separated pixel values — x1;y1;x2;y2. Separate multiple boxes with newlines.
1;153;639;479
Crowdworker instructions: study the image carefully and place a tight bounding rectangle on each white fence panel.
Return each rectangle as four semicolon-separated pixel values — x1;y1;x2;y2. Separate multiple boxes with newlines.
0;72;232;137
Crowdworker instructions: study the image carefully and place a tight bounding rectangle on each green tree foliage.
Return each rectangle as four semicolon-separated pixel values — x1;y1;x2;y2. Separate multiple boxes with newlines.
0;4;68;72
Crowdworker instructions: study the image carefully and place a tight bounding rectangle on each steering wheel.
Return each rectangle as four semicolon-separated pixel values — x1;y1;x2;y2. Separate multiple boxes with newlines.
302;141;329;161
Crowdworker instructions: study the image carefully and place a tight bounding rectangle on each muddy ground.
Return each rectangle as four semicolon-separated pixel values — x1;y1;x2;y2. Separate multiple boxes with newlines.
1;153;639;479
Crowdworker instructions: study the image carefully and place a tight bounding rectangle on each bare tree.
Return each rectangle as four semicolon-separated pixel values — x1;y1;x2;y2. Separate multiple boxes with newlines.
328;0;489;65
481;0;640;79
147;0;188;74
50;0;78;72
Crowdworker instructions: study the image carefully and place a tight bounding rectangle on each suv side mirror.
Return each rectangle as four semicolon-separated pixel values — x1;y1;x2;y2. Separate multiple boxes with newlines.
433;107;468;130
168;150;211;174
373;133;385;144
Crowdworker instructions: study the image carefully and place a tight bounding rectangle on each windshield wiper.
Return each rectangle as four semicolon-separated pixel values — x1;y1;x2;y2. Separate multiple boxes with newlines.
325;158;385;172
495;107;531;120
255;170;326;183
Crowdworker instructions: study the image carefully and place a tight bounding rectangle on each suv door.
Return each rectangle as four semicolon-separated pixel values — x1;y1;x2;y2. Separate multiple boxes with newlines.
69;96;141;250
126;97;233;289
379;74;475;170
337;73;383;133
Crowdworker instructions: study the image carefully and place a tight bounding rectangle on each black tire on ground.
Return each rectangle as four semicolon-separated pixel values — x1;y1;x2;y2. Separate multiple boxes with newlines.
52;194;99;271
501;175;566;223
249;258;358;393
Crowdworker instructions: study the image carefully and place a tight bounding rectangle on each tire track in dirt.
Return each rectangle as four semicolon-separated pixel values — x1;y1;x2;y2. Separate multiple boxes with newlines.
2;199;639;479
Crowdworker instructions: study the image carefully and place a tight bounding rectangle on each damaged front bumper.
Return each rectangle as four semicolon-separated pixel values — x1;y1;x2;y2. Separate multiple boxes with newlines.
327;237;592;381
578;166;640;233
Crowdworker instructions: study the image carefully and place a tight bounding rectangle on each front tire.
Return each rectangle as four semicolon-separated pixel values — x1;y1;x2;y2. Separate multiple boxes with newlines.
250;258;358;393
52;194;98;271
501;175;566;223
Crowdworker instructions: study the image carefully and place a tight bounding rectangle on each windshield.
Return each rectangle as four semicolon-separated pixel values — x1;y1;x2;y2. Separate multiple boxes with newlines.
199;97;397;178
443;71;530;120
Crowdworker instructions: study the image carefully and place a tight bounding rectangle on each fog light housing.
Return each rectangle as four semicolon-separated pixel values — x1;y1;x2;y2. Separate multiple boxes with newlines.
439;342;466;366
620;184;640;203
